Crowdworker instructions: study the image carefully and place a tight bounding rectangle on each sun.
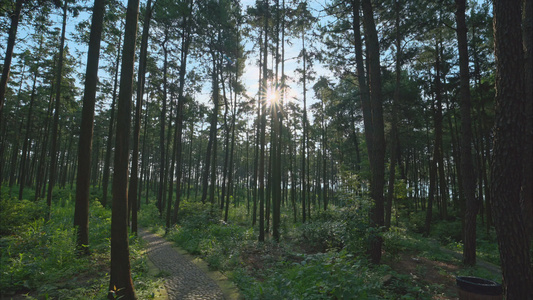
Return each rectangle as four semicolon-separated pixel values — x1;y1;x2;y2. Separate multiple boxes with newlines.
266;86;279;106
264;82;284;109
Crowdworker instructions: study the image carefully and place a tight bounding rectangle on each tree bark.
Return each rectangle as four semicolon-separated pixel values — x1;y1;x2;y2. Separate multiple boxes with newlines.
361;0;386;264
386;0;401;229
18;67;39;200
172;5;193;223
301;29;307;224
102;33;121;208
129;0;152;235
491;0;533;298
259;0;269;242
108;0;140;297
73;0;106;254
521;0;533;239
0;0;24;121
455;0;477;266
46;2;68;214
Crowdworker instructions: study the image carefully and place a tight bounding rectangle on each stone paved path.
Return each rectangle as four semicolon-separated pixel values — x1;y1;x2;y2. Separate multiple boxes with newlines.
139;229;226;300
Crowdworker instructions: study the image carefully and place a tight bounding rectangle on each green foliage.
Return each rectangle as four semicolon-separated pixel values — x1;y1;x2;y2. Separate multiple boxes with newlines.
296;199;372;254
0;196;46;235
162;200;255;271
0;195;162;299
432;218;463;244
138;202;165;230
234;251;384;299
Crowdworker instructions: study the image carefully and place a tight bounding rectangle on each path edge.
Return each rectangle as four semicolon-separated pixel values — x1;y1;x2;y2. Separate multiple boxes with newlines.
141;227;242;300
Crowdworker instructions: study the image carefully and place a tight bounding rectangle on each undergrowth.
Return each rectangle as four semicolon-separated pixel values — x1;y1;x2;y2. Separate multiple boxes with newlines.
0;186;163;299
139;196;474;299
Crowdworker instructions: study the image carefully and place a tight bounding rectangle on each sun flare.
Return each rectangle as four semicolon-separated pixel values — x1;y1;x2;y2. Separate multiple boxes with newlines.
266;86;279;106
263;82;284;109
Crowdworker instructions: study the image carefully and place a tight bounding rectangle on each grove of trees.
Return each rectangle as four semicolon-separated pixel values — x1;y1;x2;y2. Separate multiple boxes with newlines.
1;0;532;298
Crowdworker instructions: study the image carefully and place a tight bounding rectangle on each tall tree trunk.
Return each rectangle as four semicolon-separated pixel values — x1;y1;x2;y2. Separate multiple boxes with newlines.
301;29;307;224
209;58;220;205
140;93;150;205
220;86;230;211
361;0;386;264
172;7;192;223
258;0;269;242
129;0;152;235
385;0;401;229
102;33;121;208
0;0;24;120
158;32;169;214
521;0;533;239
455;0;477;266
73;0;106;254
224;76;237;222
46;2;68;214
108;0;139;298
491;0;533;297
272;69;282;242
18;68;39;200
202;56;220;205
35;86;54;200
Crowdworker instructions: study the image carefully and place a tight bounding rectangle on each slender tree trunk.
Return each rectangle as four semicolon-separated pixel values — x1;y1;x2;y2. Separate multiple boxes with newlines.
301;30;307;224
140;94;150;206
108;0;139;297
361;0;386;264
220;87;230;211
129;0;152;235
208;57;220;205
18;68;39;200
186;120;194;200
252;100;260;226
0;0;24;120
455;0;477;266
491;0;533;297
158;33;169;213
202;56;220;205
102;33;121;208
35;87;54;200
73;0;106;254
272;73;282;242
225;77;237;222
385;0;401;229
47;2;68;214
259;0;269;242
172;7;193;223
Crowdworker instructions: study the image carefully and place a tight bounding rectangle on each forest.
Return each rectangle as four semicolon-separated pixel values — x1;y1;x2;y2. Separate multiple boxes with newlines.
0;0;532;299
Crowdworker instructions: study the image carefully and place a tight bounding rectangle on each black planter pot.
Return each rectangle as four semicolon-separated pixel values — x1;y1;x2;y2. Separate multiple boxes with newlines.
456;276;503;300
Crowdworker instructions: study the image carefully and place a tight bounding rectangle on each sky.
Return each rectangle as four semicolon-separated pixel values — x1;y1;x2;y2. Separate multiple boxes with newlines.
26;0;331;118
237;0;331;115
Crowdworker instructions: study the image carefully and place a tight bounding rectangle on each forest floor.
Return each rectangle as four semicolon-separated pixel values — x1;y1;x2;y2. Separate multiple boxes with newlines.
383;245;501;299
143;226;502;300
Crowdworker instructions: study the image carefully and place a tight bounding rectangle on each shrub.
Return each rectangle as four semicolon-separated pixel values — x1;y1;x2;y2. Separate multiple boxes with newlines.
0;197;45;235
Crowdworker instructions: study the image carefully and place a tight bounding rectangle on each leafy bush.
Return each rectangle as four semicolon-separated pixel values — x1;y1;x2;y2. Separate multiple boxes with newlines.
298;220;346;252
138;202;165;230
432;218;462;244
0;197;46;235
168;220;254;271
296;198;372;254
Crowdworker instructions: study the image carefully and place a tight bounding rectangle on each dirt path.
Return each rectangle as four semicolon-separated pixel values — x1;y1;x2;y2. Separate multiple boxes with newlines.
139;228;234;300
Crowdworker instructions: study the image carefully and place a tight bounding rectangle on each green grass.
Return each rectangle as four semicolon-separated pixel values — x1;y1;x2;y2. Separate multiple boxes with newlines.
0;186;163;299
